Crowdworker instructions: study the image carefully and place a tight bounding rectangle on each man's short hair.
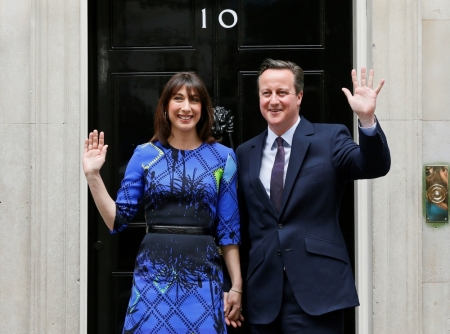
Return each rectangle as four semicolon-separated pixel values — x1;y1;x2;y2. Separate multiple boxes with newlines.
257;58;304;94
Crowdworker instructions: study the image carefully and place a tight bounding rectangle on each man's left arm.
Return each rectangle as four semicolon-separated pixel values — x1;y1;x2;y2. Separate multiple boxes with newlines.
338;68;390;178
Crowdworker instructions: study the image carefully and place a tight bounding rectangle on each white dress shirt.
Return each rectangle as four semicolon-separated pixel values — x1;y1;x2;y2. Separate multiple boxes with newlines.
259;116;378;197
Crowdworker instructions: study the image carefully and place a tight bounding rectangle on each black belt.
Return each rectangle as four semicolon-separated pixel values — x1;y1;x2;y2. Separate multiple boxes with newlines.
146;225;211;235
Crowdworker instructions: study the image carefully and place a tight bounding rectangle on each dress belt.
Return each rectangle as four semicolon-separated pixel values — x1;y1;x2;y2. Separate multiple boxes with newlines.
146;225;211;235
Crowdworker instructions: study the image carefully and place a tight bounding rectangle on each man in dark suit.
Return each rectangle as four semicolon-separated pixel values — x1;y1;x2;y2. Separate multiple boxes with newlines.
236;59;390;333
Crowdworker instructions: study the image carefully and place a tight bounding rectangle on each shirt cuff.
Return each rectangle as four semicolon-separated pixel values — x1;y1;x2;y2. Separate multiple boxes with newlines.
358;119;377;136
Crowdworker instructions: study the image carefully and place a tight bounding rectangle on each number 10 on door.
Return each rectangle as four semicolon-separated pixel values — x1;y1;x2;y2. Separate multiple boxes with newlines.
202;8;238;29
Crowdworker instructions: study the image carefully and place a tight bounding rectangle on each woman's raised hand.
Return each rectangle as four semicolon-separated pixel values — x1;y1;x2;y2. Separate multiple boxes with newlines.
83;130;108;176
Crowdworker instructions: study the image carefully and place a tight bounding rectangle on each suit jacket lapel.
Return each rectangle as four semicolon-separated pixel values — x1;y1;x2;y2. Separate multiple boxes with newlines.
249;130;279;218
280;118;314;214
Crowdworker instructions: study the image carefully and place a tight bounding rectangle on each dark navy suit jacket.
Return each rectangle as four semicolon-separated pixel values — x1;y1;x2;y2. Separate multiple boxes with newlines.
236;117;390;324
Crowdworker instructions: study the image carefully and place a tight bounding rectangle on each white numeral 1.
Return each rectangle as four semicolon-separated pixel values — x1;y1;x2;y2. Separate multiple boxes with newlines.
202;8;206;28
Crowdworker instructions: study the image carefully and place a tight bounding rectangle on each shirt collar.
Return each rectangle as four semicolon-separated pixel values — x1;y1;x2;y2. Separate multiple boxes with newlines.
266;116;301;148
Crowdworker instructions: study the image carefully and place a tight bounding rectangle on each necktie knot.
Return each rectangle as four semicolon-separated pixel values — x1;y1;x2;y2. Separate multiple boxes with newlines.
276;137;283;149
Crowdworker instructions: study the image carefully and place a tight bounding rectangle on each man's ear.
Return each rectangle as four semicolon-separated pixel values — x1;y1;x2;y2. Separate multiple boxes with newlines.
297;91;303;107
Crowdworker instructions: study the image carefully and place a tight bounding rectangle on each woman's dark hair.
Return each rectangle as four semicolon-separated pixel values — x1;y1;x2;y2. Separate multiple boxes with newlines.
151;72;215;144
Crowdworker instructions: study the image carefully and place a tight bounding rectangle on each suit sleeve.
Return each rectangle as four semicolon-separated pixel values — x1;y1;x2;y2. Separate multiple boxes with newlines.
331;122;391;181
235;146;250;280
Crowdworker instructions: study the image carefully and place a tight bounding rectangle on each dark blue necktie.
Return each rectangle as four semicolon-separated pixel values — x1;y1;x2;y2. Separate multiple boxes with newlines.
270;137;285;212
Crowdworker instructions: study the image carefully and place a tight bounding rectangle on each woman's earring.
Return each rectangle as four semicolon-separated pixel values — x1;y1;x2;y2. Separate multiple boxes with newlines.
164;111;167;119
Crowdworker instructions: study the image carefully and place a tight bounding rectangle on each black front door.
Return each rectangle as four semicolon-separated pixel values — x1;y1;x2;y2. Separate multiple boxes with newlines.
88;1;354;333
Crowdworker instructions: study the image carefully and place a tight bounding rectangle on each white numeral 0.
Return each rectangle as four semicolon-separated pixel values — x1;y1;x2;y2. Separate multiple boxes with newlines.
202;8;238;29
218;9;238;28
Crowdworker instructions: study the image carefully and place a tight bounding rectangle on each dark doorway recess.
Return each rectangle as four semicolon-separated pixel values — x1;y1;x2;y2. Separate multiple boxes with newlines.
88;1;354;333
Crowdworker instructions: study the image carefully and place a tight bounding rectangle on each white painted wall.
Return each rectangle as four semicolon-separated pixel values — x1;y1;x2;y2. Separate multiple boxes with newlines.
0;2;32;331
371;0;423;333
371;0;450;333
0;0;82;332
422;1;450;332
1;0;449;333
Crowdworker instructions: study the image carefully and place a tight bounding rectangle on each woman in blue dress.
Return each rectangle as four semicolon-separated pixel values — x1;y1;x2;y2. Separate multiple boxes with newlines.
83;72;243;333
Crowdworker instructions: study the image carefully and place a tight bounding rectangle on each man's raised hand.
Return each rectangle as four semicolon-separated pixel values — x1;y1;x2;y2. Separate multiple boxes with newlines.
342;67;385;127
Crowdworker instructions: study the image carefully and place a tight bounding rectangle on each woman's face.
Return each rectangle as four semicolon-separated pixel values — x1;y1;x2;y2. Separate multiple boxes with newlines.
167;85;202;136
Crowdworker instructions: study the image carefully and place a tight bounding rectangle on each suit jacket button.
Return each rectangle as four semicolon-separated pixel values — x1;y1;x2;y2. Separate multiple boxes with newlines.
278;224;283;229
277;250;282;256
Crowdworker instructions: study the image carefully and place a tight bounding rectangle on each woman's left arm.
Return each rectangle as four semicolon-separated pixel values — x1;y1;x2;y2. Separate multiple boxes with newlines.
221;244;243;326
216;149;243;327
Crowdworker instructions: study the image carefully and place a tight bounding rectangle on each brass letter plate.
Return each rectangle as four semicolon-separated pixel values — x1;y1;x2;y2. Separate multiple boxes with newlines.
425;165;448;222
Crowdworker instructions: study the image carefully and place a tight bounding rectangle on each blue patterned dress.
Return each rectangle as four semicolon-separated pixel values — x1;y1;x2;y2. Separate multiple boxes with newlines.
113;141;240;334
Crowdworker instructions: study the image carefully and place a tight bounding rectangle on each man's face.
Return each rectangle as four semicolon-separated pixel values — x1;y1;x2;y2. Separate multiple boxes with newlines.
258;69;303;136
